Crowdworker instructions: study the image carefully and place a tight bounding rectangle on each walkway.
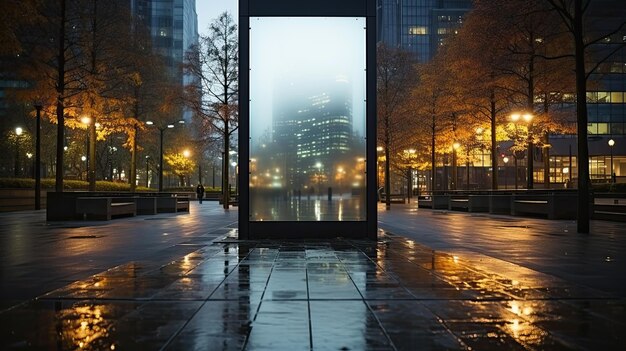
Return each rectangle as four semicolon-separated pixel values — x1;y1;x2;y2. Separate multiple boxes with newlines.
0;202;624;350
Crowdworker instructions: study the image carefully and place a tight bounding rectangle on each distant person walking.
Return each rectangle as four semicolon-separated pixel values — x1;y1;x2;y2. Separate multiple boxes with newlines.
196;183;205;204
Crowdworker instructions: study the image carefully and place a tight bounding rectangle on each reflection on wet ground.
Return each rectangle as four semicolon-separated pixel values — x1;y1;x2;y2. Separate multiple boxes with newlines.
249;196;366;221
2;229;625;350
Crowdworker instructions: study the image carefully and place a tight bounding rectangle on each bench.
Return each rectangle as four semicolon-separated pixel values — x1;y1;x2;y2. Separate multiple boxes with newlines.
510;193;577;219
157;197;190;213
449;197;469;211
116;197;157;215
592;204;626;222
380;193;406;204
489;194;512;214
75;197;136;220
467;195;490;212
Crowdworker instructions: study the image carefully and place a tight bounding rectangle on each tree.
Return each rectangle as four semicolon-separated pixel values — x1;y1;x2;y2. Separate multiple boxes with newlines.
164;152;196;187
377;43;417;209
546;0;626;233
184;12;238;209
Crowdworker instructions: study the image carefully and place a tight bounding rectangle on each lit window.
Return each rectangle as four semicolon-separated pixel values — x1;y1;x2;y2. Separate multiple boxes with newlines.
408;26;427;35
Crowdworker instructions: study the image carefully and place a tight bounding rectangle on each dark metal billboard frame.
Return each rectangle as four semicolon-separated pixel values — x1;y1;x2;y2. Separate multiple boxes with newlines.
238;0;377;239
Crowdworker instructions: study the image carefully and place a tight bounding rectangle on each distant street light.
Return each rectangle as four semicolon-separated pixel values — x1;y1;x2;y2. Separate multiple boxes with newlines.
608;139;615;183
146;120;185;191
510;112;534;189
145;155;151;188
14;127;23;177
34;101;42;210
451;142;460;190
503;156;510;189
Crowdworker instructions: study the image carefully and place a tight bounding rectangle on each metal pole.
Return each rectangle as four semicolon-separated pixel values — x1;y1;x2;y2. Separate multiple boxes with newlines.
145;156;149;188
159;128;164;192
35;104;42;210
610;145;614;183
88;119;96;191
14;135;20;177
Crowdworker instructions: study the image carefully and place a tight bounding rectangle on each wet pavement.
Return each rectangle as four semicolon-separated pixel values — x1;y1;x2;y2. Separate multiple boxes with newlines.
1;202;625;350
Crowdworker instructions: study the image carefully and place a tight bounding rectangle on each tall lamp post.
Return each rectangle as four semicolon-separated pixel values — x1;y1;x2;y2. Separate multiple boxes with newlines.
145;155;151;188
511;112;534;189
451;142;460;190
503;156;510;189
147;120;184;192
34;102;43;209
14;127;23;177
608;139;615;183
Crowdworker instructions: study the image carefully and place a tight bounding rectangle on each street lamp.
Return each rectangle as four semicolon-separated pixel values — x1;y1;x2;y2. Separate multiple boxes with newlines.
510;112;534;189
315;162;322;197
503;156;510;189
81;116;96;191
81;155;87;180
451;142;460;190
608;139;615;183
14;127;23;177
146;120;184;192
404;149;416;201
33;101;43;209
145;155;151;188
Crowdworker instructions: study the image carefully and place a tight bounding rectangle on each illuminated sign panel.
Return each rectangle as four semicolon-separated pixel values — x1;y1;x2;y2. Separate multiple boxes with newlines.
249;17;366;222
239;0;376;238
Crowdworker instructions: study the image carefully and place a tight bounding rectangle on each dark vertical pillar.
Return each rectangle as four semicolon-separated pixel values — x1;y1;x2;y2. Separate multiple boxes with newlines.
238;0;250;239
366;0;377;239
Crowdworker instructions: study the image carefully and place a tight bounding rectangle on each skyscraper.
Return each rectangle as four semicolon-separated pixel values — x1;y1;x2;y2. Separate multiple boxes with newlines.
130;0;199;84
272;76;357;190
377;0;472;62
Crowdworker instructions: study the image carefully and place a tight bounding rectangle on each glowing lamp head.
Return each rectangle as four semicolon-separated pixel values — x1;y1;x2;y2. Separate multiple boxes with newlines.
503;156;509;164
608;139;615;147
15;127;23;136
453;142;461;150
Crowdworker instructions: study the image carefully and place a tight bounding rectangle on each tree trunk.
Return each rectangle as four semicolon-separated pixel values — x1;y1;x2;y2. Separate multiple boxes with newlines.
129;125;137;192
55;0;66;193
542;131;544;189
431;115;436;194
222;127;230;210
384;117;391;210
574;0;590;233
490;91;498;190
88;118;96;191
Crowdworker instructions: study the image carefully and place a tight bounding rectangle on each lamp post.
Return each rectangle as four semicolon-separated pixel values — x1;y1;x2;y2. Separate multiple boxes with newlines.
183;149;191;186
315;162;322;198
145;155;151;188
451;142;460;190
376;146;383;190
608;139;615;183
147;120;183;192
81;155;87;180
34;102;42;209
14;127;23;177
503;156;509;189
404;149;416;201
511;112;534;189
81;116;97;191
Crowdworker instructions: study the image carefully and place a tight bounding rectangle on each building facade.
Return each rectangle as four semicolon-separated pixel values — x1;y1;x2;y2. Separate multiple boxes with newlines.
130;0;199;84
377;0;472;62
378;0;625;192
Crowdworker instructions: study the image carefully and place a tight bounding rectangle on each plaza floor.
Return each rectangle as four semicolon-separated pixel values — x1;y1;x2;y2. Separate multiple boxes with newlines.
1;202;625;350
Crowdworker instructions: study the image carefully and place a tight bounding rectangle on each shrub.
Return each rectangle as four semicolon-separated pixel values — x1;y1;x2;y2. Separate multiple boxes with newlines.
0;178;154;192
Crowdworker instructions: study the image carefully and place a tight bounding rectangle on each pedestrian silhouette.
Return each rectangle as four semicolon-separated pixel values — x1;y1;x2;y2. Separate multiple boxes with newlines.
196;183;205;204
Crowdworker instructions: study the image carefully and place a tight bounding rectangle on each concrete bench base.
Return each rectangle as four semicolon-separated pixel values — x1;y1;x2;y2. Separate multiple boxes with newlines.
157;197;190;213
511;194;577;219
76;198;136;220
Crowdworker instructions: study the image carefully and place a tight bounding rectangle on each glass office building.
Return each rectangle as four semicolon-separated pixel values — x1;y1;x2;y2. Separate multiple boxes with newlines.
131;0;199;83
377;0;472;62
